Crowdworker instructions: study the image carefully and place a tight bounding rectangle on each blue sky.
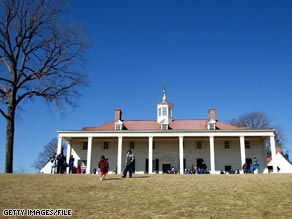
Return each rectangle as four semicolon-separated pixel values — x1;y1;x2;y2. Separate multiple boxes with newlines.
0;0;291;173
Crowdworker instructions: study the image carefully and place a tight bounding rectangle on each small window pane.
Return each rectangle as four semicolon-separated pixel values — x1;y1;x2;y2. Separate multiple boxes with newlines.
245;141;250;149
82;142;88;150
224;141;230;149
197;141;202;149
130;141;135;150
104;142;109;150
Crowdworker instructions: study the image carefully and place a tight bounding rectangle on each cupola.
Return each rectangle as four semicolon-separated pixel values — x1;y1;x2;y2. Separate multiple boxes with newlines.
157;85;173;129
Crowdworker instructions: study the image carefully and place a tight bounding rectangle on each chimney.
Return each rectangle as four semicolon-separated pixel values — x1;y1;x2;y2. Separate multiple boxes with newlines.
114;109;122;121
208;108;216;121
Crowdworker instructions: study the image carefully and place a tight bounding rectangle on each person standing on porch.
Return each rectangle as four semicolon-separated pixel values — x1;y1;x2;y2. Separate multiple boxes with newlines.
50;156;57;174
242;162;248;174
69;155;75;174
253;157;259;174
122;150;135;178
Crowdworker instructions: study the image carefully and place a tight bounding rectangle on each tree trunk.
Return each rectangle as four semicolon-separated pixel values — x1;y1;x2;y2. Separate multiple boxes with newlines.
5;104;15;173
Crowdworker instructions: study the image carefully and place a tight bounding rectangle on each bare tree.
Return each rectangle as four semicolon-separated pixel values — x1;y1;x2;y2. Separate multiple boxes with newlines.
33;138;66;171
0;0;88;173
230;112;287;157
230;112;271;130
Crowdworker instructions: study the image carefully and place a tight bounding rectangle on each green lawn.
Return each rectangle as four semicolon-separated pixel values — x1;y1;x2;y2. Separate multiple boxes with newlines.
1;174;292;219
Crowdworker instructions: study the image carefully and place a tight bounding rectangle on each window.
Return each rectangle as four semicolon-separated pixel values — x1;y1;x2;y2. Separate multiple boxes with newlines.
197;141;202;149
103;142;109;150
158;108;161;116
115;120;123;130
224;141;230;149
162;107;167;116
153;142;155;150
209;123;215;130
245;141;250;149
82;142;88;150
246;158;252;164
161;124;168;130
115;124;122;130
130;141;135;150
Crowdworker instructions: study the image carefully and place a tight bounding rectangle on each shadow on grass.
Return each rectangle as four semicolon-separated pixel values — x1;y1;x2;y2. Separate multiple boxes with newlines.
125;176;150;179
103;176;150;180
104;178;122;181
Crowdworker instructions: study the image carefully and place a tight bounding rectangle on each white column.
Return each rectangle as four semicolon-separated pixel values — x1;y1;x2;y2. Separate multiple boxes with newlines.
179;136;184;174
209;136;215;174
57;136;62;155
270;135;277;173
86;137;92;174
148;136;153;174
240;136;246;169
117;136;123;174
66;142;72;174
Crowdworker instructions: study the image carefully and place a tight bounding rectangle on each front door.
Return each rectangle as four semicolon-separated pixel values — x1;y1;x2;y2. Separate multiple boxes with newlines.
162;164;171;173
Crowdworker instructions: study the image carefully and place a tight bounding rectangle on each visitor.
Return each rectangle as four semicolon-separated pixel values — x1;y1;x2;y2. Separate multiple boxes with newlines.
50;156;57;174
69;155;75;174
122;150;135;178
249;162;254;174
198;161;207;174
242;162;248;174
253;157;259;174
56;153;65;174
98;155;109;181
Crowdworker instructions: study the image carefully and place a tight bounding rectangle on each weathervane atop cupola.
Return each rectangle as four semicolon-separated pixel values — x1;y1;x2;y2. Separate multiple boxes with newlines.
162;81;167;101
157;81;173;129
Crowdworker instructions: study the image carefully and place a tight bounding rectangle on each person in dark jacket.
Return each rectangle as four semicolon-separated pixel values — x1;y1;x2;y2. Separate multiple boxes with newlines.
98;155;109;181
122;150;135;178
56;153;65;174
242;162;248;174
200;161;207;174
69;155;75;174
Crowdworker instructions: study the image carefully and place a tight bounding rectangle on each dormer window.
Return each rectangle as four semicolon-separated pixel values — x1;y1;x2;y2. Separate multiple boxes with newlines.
208;120;216;130
160;119;169;130
115;124;122;130
115;120;123;130
161;124;168;130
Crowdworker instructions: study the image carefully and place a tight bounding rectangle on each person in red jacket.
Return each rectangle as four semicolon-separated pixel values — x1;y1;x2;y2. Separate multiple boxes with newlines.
98;155;109;181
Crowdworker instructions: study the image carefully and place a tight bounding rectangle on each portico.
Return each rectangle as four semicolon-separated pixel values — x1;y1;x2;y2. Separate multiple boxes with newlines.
58;129;276;174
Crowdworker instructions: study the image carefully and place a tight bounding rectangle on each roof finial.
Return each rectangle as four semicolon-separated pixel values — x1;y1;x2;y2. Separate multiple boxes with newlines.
162;81;167;101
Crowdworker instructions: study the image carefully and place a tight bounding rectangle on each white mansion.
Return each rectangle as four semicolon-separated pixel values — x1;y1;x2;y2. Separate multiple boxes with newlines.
57;90;277;174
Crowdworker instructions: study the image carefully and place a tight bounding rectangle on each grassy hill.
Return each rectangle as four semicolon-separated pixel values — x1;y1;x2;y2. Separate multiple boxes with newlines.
1;174;292;219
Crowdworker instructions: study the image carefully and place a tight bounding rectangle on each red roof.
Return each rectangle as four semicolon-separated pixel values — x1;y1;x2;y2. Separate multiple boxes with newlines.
83;120;248;131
